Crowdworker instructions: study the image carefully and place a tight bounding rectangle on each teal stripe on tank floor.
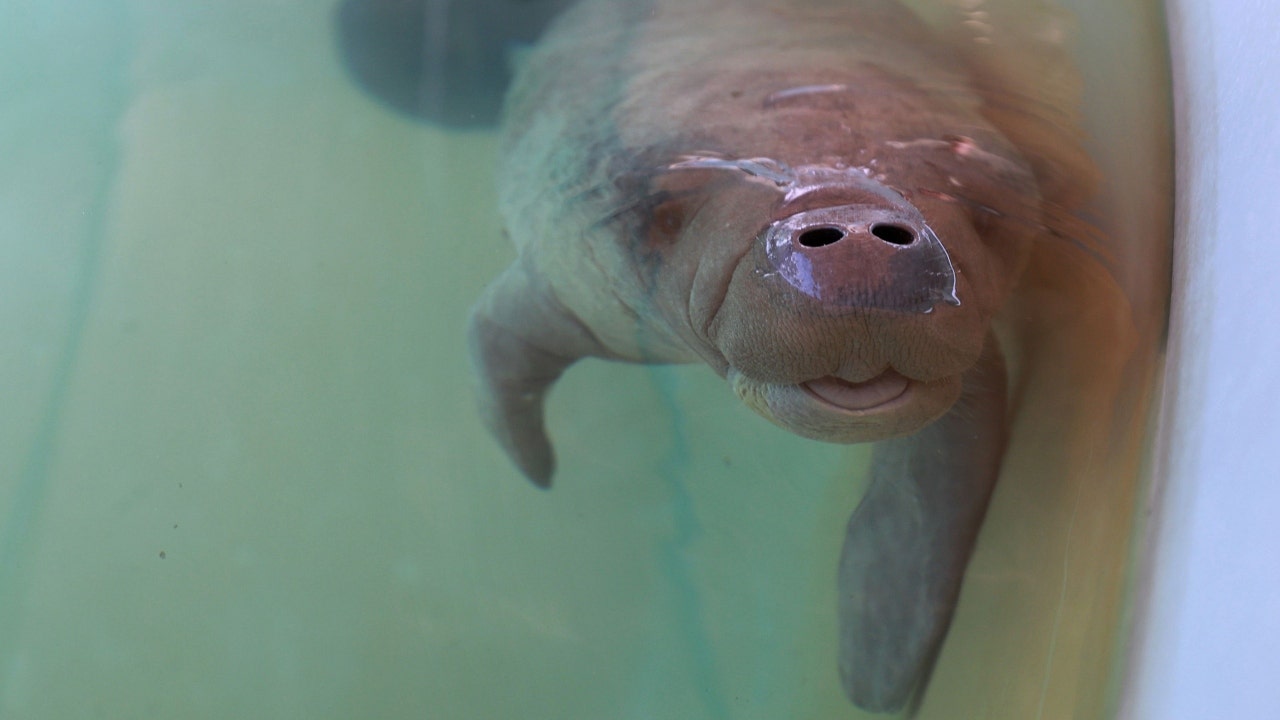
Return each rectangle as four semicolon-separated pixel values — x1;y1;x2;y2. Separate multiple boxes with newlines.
629;365;732;720
0;0;132;691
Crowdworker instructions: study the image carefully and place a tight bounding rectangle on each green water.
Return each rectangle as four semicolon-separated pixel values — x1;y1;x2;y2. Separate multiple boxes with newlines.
0;1;1169;718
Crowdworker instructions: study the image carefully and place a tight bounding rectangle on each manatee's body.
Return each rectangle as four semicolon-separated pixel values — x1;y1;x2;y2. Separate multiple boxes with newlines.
470;0;1093;712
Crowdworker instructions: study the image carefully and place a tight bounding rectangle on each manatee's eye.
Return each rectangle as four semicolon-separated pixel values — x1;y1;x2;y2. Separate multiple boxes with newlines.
639;167;731;242
652;197;686;236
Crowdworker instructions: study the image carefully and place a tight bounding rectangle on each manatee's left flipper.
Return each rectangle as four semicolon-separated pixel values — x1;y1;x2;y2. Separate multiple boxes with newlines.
838;338;1008;714
468;256;610;487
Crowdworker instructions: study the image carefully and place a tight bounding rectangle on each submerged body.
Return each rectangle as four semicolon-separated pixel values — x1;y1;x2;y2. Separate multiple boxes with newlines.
471;0;1096;712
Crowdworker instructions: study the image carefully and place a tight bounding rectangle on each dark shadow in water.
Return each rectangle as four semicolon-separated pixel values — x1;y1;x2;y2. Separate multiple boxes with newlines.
333;0;574;128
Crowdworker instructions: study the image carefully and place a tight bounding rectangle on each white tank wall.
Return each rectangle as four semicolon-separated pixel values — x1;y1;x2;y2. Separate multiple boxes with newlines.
1123;1;1280;717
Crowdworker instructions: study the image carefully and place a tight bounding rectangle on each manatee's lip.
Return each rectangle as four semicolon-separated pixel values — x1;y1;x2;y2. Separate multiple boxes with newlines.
800;371;911;413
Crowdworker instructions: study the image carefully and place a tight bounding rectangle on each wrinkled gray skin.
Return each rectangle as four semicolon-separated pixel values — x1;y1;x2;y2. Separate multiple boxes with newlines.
471;0;1047;712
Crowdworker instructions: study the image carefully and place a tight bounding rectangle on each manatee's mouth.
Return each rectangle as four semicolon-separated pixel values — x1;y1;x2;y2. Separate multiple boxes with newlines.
801;371;910;412
729;367;959;444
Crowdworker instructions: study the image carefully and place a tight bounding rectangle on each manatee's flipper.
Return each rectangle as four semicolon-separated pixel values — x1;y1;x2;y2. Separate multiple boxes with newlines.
468;257;609;487
334;0;573;127
838;339;1007;714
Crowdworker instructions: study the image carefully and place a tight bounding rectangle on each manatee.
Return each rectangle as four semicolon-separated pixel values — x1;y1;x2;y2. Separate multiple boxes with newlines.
469;0;1094;712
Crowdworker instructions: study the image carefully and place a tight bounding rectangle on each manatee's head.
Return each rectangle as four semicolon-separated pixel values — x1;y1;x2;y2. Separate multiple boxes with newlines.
643;141;1038;443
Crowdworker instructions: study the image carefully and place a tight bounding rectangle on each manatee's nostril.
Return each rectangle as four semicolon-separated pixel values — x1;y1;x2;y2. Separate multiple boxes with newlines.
870;223;916;245
796;226;846;248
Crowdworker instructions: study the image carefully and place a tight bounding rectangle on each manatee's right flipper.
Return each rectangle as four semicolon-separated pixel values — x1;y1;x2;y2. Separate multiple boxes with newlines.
837;338;1008;714
468;256;609;487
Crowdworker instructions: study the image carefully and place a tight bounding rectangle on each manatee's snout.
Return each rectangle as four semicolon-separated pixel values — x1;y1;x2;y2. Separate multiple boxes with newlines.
763;202;960;314
710;188;991;446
